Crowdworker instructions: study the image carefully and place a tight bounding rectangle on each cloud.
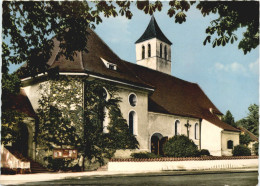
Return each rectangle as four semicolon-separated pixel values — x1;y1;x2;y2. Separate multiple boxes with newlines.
214;59;259;77
230;62;247;73
214;62;247;75
215;63;226;71
248;58;259;75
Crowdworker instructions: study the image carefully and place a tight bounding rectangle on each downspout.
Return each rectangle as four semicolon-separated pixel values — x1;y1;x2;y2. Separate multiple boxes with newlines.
199;118;202;150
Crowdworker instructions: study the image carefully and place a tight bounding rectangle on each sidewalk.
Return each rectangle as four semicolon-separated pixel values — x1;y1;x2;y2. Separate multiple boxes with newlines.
0;168;258;185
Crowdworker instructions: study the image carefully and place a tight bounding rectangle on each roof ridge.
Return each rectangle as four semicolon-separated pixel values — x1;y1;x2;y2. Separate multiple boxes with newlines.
123;59;197;85
88;28;121;60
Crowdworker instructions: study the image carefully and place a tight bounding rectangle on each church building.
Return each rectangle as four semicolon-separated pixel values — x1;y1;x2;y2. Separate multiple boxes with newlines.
19;16;240;161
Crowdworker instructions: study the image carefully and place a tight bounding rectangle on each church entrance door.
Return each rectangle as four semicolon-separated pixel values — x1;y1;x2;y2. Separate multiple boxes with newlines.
151;133;168;156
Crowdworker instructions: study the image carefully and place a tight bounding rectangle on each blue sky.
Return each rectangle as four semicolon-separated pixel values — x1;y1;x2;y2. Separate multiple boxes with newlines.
94;3;259;121
9;2;259;121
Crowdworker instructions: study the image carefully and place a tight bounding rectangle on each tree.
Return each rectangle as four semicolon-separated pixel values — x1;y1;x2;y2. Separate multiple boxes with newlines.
36;78;138;170
239;133;252;146
222;110;236;128
236;104;259;137
1;73;24;145
80;80;139;168
2;1;258;78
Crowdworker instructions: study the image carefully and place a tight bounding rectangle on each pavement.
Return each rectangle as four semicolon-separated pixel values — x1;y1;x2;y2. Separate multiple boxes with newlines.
0;168;258;185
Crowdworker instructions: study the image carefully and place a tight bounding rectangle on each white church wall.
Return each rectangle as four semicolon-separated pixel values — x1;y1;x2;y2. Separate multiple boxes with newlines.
116;85;150;151
221;131;239;156
201;120;222;156
148;112;200;148
23;81;50;111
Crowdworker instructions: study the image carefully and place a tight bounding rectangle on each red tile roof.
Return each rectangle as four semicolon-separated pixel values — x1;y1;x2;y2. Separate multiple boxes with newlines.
20;28;239;132
4;89;36;118
238;127;258;141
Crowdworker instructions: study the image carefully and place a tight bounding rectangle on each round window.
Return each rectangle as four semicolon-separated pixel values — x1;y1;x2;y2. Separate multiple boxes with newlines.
129;94;137;107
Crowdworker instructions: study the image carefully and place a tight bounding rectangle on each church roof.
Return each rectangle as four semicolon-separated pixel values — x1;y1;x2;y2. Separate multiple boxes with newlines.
4;89;36;118
135;15;172;45
19;28;239;132
238;126;258;141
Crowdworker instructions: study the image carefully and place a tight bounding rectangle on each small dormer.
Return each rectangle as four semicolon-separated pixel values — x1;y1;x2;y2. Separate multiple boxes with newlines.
135;15;172;75
101;57;117;71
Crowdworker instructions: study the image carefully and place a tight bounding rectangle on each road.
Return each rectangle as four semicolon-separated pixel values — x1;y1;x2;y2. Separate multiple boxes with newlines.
24;171;258;186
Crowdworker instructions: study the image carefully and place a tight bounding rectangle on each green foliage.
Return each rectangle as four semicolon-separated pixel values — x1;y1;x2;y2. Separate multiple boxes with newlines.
232;145;251;156
222;110;236;128
36;78;139;169
107;105;139;150
236;104;259;137
81;80;139;166
3;2;257;78
239;133;252;146
131;152;160;159
198;1;259;54
200;149;210;156
43;156;72;171
1;73;24;145
253;142;258;156
163;135;199;157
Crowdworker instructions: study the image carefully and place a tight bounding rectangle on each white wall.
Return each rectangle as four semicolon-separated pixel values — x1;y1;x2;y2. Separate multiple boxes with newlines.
201;120;222;156
148;112;200;149
116;85;149;151
221;131;240;156
108;158;258;172
23;81;50;111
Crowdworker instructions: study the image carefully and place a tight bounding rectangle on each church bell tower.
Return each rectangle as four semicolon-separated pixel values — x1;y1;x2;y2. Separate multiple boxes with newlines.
135;15;172;75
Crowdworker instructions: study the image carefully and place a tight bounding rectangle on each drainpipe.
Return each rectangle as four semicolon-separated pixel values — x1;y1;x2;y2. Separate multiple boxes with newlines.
199;118;202;150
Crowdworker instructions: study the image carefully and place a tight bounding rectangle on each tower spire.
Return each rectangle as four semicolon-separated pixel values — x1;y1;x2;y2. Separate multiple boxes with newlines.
135;16;172;45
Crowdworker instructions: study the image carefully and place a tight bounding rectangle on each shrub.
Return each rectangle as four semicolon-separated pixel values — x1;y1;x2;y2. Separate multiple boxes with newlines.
200;149;210;156
239;133;252;146
253;142;259;155
232;145;251;156
163;135;200;157
130;152;160;159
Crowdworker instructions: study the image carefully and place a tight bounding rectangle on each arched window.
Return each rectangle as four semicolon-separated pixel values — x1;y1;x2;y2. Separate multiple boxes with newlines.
142;46;145;59
148;44;151;57
164;45;167;60
195;123;199;139
129;111;137;135
227;140;233;149
175;120;180;136
160;43;162;58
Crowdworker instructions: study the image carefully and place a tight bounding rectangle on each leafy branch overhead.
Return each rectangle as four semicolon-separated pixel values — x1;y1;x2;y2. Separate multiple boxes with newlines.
2;1;259;76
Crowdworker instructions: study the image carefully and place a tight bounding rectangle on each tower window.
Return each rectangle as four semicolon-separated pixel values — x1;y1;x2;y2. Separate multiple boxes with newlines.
148;44;151;57
142;46;145;59
164;45;167;60
160;43;162;58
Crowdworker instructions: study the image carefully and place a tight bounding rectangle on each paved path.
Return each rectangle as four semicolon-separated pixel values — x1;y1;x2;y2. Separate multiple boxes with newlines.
0;168;258;185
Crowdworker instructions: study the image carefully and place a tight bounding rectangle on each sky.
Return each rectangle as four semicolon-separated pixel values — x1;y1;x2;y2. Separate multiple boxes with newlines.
9;2;259;121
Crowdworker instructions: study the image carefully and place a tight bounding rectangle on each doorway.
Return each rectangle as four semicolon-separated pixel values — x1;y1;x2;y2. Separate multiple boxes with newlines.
151;133;168;156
